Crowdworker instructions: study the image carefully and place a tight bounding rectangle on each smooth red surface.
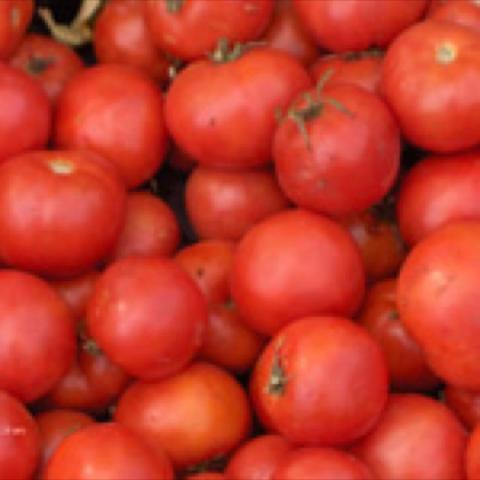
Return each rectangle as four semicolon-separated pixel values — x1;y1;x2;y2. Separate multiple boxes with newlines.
445;385;480;430
0;0;33;60
428;0;480;33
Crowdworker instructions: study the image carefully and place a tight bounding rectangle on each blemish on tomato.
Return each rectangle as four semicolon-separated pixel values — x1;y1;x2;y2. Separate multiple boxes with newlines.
48;159;76;175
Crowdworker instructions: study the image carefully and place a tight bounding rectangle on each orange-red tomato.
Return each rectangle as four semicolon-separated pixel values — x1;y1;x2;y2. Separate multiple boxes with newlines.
0;0;33;60
428;0;480;32
445;385;480;430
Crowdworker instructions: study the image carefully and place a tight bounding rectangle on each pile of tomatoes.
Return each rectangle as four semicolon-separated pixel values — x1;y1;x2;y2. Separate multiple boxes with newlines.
3;0;480;478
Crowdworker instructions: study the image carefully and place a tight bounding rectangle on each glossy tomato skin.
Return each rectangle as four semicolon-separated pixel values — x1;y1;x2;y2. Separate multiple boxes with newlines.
43;422;174;480
231;209;365;336
145;0;274;61
445;385;480;430
0;64;51;164
0;0;33;60
398;222;480;389
115;362;252;469
87;257;207;380
358;279;440;392
466;424;480;479
251;316;388;446
55;64;167;188
428;0;480;32
293;0;427;52
352;394;467;480
165;48;312;169
382;20;480;153
0;150;126;278
186;166;290;241
0;390;40;480
10;33;84;102
274;85;400;216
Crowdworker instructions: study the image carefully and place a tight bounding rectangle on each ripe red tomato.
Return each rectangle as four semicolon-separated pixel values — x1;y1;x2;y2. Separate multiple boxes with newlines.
0;0;33;60
0;150;126;278
54;64;167;188
0;390;40;479
466;423;480;479
87;257;207;380
145;0;274;61
381;20;480;153
0;64;51;164
185;166;290;241
274;84;400;216
428;0;480;32
9;33;84;102
445;385;480;430
43;422;174;480
0;270;76;403
352;394;467;480
251;316;388;446
398;221;480;389
165;47;312;169
115;362;252;469
231;209;365;336
358;279;440;392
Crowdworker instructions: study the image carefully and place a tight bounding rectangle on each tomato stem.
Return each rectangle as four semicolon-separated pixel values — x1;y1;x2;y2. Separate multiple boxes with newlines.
26;55;55;75
210;38;266;63
165;0;184;13
268;344;288;396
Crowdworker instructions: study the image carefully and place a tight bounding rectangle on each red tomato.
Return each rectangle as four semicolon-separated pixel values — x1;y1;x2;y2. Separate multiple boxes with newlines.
0;150;126;278
185;166;290;241
43;422;174;480
0;390;39;479
381;20;480;153
165;47;312;169
9;33;84;102
397;152;480;246
445;385;480;430
466;423;480;479
110;192;180;261
87;257;207;380
398;222;480;389
0;64;51;164
145;0;274;61
115;362;252;469
428;0;480;32
274;84;400;216
358;279;440;392
0;0;33;60
226;435;292;480
353;394;467;480
0;270;76;403
94;0;170;84
251;316;388;446
175;240;235;305
54;64;167;188
231;209;365;336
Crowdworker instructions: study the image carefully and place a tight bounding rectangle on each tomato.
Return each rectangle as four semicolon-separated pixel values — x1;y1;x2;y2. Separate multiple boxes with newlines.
175;240;235;305
0;150;126;278
445;385;480;430
262;0;318;66
185;166;290;241
110;192;180;261
231;209;365;336
428;0;480;32
0;390;39;480
466;423;480;479
398;221;480;389
293;0;427;52
381;20;480;153
43;422;174;480
273;84;400;216
165;47;312;169
397;152;480;246
358;279;440;392
0;64;51;164
0;0;33;60
251;316;388;446
0;270;76;403
54;64;167;188
9;33;84;102
94;0;170;84
115;362;252;469
145;0;274;61
352;394;467;480
226;435;292;480
87;257;207;380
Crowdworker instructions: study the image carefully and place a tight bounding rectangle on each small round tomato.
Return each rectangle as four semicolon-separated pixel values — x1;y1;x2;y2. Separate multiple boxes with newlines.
251;316;388;446
428;0;480;33
444;385;480;430
466;423;480;479
352;394;467;480
0;150;126;278
145;0;274;61
54;64;167;188
0;0;33;60
115;362;252;469
186;166;290;241
9;33;84;102
43;422;174;480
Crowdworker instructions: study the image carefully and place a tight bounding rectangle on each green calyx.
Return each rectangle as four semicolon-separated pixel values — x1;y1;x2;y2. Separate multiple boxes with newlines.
267;342;288;396
165;0;184;13
342;48;384;62
26;56;54;75
209;37;266;63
